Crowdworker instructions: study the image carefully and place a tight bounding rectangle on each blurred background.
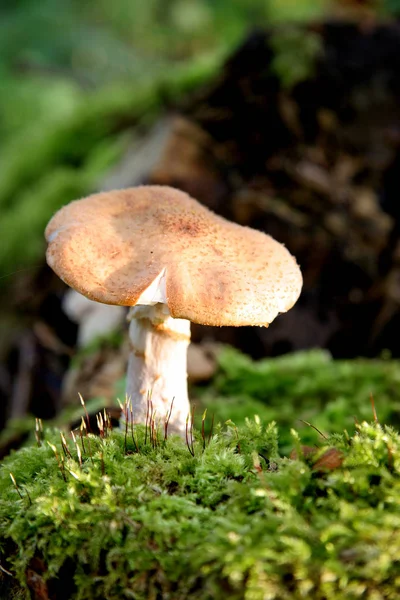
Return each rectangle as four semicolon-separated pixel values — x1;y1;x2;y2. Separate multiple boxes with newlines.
2;0;400;440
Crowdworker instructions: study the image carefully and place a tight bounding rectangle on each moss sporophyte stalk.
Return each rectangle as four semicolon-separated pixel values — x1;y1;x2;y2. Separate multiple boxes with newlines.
0;409;399;600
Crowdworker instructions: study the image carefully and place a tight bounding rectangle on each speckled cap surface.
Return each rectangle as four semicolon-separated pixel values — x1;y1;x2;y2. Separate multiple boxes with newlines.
45;186;302;326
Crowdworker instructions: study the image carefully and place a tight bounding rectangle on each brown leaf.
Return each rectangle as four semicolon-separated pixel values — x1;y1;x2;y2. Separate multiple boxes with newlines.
312;448;344;472
26;568;50;600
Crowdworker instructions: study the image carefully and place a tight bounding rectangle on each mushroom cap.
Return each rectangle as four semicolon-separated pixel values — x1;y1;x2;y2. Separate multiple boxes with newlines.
45;186;302;327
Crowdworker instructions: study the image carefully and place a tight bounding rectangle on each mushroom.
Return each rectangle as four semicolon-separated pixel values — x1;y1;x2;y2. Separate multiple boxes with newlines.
45;186;302;434
62;289;126;348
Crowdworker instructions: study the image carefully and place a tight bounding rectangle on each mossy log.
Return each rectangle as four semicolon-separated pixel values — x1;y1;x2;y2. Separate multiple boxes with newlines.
0;416;399;599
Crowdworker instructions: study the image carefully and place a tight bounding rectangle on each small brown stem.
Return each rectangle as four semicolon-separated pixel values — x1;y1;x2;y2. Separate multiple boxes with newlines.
370;392;379;424
0;563;13;577
208;414;215;446
300;420;328;440
144;392;151;446
71;431;82;467
79;393;92;433
96;412;104;438
201;409;207;451
129;400;139;452
60;432;72;459
48;442;67;482
164;397;175;441
10;473;23;500
35;418;43;447
190;405;195;456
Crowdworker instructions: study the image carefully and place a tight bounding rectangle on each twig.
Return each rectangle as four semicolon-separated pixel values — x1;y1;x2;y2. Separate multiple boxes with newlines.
0;563;13;576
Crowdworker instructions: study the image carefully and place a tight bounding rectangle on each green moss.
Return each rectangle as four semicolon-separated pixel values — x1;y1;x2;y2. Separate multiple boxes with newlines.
200;348;400;451
266;0;328;24
2;348;400;598
270;27;322;89
0;417;399;599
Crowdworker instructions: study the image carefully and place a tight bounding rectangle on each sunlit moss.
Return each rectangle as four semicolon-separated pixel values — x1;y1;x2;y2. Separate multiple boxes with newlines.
200;348;400;451
0;415;399;599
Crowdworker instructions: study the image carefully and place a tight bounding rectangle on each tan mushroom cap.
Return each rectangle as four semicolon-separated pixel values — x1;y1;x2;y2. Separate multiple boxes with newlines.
45;186;302;327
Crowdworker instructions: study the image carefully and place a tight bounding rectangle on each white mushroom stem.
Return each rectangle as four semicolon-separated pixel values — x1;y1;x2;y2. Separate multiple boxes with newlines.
126;303;191;435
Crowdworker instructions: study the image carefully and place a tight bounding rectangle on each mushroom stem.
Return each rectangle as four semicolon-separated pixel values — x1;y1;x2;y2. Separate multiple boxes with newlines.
126;304;191;435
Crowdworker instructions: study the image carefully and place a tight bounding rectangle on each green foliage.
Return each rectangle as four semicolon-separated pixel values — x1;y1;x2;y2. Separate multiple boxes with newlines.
3;0;399;91
0;0;270;85
0;76;81;139
382;0;400;16
270;28;322;89
0;55;223;282
0;417;399;599
200;348;400;451
266;0;328;23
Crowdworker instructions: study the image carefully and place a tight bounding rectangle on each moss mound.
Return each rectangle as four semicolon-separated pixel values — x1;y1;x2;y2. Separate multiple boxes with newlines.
0;414;399;599
202;348;400;451
2;349;400;598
